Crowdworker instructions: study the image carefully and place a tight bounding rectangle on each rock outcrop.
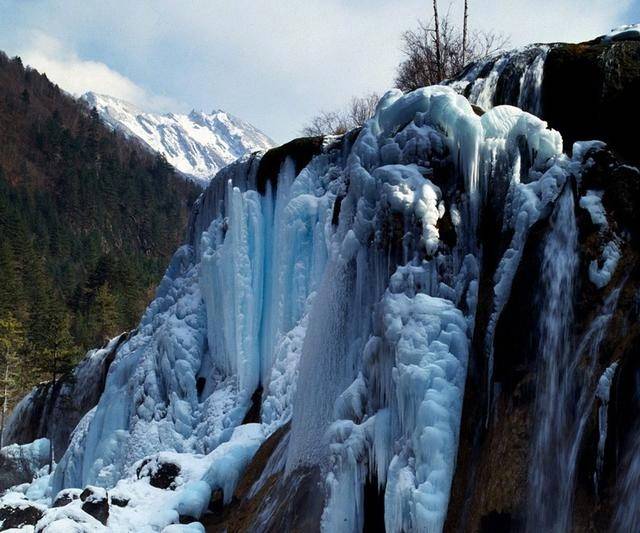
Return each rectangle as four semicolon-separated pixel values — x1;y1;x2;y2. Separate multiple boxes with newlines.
0;439;50;494
2;333;129;461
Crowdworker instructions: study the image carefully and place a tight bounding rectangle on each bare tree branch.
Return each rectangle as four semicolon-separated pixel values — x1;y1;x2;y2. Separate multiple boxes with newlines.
395;12;509;92
301;93;380;137
462;0;469;65
433;0;442;80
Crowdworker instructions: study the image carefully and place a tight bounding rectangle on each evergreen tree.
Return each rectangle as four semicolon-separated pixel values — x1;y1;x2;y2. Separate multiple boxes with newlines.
26;302;78;470
0;241;21;317
0;313;26;447
0;50;198;416
92;283;120;344
29;300;78;384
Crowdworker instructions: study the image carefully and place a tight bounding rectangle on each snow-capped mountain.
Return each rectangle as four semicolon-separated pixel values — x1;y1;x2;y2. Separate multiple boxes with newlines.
83;92;275;186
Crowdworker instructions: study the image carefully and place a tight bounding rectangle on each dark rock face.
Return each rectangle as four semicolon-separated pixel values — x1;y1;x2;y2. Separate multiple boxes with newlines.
2;332;129;460
446;146;640;531
136;457;181;490
579;145;640;240
0;503;43;529
110;496;129;508
79;487;109;525
542;41;640;165
241;387;264;425
493;47;542;106
52;489;80;508
479;510;514;533
256;136;325;194
363;475;385;533
439;37;640;531
202;423;323;533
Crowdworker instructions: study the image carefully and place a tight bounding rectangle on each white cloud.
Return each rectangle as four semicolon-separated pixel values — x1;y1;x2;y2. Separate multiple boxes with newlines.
0;0;634;141
17;31;183;112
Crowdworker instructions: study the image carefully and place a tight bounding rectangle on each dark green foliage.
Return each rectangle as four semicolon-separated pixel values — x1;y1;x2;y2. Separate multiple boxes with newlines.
0;50;199;398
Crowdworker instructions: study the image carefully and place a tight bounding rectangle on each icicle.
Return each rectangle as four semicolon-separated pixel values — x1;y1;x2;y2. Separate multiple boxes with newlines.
594;361;619;496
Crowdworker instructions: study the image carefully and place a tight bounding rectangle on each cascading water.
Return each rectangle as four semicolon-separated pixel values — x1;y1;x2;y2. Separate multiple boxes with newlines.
527;184;579;533
447;46;550;117
560;285;622;506
612;378;640;533
517;46;549;116
525;185;622;532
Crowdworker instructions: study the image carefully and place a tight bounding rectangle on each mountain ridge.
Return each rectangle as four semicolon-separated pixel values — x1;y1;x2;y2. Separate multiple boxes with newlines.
83;92;275;187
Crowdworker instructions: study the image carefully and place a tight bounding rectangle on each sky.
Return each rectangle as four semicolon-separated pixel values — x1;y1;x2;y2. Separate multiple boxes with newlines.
0;0;637;143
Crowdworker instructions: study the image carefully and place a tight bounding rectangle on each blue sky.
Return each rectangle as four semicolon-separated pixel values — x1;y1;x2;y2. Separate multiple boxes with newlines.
0;0;635;142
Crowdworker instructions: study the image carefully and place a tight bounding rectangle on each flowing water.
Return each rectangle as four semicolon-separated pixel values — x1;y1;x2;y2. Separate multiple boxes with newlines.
449;46;549;117
612;396;640;532
526;187;624;531
527;185;579;532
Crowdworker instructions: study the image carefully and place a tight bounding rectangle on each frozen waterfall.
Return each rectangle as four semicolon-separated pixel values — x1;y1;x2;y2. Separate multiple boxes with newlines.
17;82;609;533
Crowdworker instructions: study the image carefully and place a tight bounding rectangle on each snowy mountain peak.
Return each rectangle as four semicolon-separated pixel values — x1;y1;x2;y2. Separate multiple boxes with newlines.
82;92;276;187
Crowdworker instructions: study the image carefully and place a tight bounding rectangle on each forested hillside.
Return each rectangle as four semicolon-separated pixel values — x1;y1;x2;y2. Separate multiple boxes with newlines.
0;51;199;410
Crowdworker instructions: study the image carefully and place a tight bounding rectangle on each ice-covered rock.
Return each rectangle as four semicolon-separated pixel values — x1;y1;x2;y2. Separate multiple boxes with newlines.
2;333;129;460
0;439;50;493
589;240;622;289
6;53;636;530
601;24;640;42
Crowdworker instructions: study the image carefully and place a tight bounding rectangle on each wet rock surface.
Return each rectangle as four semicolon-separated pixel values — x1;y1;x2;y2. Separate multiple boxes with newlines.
543;41;640;165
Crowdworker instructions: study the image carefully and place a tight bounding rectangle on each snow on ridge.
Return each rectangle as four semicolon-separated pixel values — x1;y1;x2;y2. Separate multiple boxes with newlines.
602;24;640;42
82;92;275;187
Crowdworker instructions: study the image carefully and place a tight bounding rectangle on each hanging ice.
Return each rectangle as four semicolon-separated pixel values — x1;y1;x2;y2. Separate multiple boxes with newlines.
7;80;618;533
595;361;619;495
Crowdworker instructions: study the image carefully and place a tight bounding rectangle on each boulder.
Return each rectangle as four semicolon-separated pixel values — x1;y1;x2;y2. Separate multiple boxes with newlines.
0;439;50;493
0;503;44;529
137;457;181;490
79;486;109;525
52;488;82;508
110;495;129;508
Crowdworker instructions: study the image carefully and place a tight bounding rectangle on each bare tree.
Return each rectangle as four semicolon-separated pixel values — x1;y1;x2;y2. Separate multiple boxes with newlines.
302;93;380;137
395;12;509;92
433;0;442;80
462;0;469;65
